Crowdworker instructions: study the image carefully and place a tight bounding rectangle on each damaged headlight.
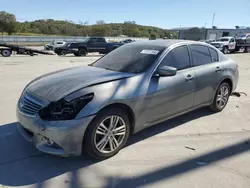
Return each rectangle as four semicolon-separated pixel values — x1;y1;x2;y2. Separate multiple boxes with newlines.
39;93;94;121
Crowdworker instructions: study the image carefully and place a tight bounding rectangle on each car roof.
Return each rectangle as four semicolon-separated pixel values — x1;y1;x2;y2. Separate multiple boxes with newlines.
128;39;208;48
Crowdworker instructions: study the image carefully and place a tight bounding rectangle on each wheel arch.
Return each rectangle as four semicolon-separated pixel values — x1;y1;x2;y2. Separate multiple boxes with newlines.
97;103;135;134
216;77;233;95
78;46;88;52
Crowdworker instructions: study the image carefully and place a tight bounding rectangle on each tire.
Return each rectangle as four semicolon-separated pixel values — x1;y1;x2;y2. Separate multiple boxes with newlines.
84;108;130;160
60;50;67;56
244;47;250;53
1;49;12;57
222;46;229;54
209;82;231;112
78;49;87;56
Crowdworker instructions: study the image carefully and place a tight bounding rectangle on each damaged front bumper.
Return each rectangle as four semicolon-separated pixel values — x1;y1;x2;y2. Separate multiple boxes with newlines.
16;107;95;157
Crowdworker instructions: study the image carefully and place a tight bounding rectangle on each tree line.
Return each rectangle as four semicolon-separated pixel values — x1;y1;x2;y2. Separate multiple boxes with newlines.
0;11;177;39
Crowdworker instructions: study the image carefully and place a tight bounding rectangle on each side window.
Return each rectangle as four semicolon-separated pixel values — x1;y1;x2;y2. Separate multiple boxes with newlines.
97;38;106;43
209;48;219;62
190;45;212;66
230;38;235;43
247;35;250;39
89;38;97;43
159;45;191;71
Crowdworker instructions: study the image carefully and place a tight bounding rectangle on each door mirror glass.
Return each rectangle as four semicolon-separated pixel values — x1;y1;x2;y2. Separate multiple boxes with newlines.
154;66;177;77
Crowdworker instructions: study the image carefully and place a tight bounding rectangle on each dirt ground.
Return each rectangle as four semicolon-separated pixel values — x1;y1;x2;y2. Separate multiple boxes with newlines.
0;53;250;188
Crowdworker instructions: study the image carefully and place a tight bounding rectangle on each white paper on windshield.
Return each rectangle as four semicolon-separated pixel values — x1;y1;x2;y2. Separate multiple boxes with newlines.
140;49;159;55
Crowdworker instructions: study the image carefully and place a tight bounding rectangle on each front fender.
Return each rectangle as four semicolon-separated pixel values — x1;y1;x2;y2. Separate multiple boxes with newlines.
64;75;145;119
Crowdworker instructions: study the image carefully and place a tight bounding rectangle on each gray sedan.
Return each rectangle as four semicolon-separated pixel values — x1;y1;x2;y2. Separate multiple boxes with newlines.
17;40;239;159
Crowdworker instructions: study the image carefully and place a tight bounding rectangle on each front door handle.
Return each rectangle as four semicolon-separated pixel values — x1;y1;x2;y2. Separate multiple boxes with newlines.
185;74;194;81
215;67;222;72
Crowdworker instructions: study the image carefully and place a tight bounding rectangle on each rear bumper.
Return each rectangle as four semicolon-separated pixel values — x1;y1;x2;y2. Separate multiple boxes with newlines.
16;107;95;157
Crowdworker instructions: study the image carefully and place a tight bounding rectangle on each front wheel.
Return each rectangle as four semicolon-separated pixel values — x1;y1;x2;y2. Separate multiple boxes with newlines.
209;82;231;112
245;47;250;53
84;108;130;159
78;49;87;56
222;46;229;54
59;50;67;56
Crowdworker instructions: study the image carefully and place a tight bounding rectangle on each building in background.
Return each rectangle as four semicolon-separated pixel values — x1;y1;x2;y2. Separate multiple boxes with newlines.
170;27;250;41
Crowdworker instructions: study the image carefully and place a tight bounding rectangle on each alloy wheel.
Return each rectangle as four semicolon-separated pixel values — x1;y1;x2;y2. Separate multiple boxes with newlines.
94;116;127;154
216;85;229;109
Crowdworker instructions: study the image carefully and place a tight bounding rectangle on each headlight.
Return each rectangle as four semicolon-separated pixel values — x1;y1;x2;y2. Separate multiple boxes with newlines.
39;93;94;121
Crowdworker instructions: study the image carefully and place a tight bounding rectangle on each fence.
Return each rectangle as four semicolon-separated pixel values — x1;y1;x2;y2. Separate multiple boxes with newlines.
0;36;149;45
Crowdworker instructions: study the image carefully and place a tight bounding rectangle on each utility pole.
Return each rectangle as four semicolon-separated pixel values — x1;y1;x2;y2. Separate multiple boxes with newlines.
212;13;216;27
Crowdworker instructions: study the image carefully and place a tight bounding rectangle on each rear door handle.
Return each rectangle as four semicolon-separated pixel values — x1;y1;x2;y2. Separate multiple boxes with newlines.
185;74;194;81
215;67;222;72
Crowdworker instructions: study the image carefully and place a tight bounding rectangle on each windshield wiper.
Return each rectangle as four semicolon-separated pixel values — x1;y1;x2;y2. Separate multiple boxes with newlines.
104;67;115;71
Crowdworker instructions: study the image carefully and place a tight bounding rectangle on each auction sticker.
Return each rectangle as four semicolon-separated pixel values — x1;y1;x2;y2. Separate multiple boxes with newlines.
140;49;159;55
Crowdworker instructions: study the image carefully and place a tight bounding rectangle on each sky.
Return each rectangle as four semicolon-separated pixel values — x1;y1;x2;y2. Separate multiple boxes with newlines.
1;0;250;29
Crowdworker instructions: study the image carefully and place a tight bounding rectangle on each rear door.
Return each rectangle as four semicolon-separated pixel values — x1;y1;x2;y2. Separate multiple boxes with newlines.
145;45;196;123
190;45;222;106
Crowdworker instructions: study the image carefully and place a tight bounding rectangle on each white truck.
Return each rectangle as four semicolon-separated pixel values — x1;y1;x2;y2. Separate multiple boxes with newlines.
210;34;250;54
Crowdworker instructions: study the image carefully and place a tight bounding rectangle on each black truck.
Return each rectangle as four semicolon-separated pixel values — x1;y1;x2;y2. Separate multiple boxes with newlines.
54;37;123;56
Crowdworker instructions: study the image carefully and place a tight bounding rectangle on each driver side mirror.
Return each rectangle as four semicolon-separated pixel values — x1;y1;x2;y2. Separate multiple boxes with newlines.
154;66;177;77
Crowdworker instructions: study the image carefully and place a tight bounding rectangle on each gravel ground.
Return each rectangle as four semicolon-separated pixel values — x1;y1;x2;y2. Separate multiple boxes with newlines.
0;53;250;188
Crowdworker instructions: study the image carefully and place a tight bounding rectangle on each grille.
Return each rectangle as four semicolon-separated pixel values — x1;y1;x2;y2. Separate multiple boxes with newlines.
19;93;43;116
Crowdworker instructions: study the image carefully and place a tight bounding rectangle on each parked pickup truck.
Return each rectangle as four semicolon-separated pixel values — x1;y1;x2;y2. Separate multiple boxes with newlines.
210;34;250;54
54;37;123;56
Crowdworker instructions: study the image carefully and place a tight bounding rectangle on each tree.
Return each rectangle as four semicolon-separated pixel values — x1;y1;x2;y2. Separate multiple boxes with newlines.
0;11;17;35
235;25;240;29
96;20;105;25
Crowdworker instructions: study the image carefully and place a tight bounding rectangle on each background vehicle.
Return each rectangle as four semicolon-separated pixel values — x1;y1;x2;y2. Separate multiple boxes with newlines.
119;39;135;44
44;41;66;50
0;43;54;57
72;37;124;56
210;35;250;54
17;40;238;159
54;42;85;56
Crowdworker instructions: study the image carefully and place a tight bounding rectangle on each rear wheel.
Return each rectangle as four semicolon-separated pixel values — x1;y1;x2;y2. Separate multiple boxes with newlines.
209;82;231;112
84;108;130;159
1;49;12;57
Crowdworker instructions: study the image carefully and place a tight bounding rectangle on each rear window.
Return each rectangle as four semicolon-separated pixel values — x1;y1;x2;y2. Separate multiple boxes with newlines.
92;44;165;73
209;48;219;62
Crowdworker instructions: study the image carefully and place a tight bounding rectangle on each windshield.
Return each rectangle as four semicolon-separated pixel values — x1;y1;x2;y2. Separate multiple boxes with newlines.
91;44;165;74
217;38;229;42
83;38;89;42
237;34;246;38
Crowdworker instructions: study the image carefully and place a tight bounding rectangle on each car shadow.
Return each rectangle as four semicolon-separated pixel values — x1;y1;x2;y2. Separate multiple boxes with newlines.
61;54;103;58
0;108;213;187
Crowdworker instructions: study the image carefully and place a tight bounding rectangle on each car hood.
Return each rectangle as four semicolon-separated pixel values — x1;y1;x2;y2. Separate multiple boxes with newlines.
27;66;135;102
210;41;228;45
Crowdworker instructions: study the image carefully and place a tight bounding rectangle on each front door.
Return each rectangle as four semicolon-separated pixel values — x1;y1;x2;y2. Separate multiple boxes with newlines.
228;38;236;50
145;45;196;123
